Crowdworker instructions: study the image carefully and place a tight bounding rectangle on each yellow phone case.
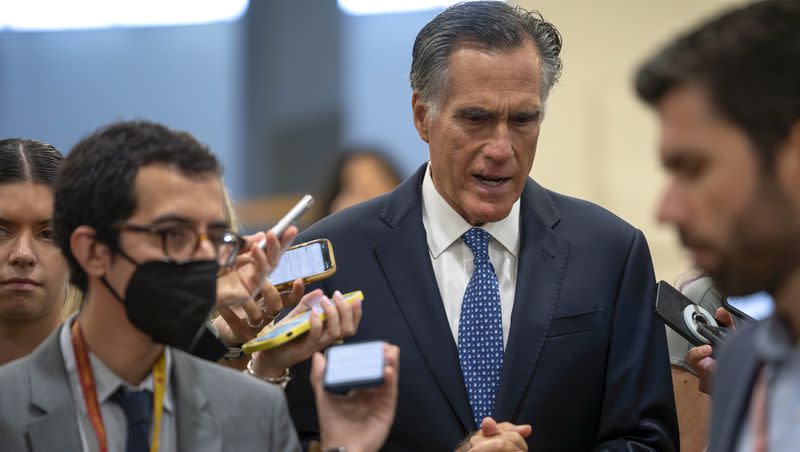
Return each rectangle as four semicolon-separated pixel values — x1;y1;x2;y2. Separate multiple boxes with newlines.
242;290;364;354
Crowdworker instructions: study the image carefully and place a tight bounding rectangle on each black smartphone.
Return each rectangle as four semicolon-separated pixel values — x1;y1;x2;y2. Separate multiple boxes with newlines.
655;280;729;347
323;340;385;395
723;292;774;322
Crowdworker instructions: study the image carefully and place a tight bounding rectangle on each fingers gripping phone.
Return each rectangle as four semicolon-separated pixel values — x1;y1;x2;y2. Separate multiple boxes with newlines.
655;281;730;348
242;290;364;354
269;239;336;291
324;340;385;395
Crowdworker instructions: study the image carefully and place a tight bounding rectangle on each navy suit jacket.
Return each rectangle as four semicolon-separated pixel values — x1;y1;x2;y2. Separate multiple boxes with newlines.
285;165;678;451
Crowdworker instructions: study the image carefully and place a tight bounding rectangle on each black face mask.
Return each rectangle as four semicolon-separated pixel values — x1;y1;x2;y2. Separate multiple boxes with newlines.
102;254;219;351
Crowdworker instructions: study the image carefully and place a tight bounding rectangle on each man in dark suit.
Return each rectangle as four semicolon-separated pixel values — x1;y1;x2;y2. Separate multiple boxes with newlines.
635;1;800;451
285;2;678;450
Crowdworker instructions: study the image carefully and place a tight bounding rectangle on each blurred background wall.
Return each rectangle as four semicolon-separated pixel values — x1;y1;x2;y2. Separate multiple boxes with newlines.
0;0;747;282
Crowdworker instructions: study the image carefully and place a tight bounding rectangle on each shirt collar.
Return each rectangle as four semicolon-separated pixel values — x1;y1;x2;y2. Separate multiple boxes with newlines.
61;314;175;414
421;162;520;258
754;314;796;367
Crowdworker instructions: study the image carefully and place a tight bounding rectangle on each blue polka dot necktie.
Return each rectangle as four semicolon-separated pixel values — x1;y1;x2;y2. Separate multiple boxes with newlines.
458;227;504;429
112;387;152;452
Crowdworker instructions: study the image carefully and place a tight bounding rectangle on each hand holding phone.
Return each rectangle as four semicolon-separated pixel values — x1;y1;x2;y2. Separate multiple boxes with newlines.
655;281;730;348
311;342;400;452
242;290;364;353
323;341;386;394
269;239;336;291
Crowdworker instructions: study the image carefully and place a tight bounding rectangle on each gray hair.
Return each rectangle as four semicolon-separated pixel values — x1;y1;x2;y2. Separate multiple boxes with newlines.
410;1;563;117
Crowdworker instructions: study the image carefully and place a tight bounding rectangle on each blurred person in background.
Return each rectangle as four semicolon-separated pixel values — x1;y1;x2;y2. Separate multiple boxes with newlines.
318;150;402;218
0;138;79;366
636;0;800;450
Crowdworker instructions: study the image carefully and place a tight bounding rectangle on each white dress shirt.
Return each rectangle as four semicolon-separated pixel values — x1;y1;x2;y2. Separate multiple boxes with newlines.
60;315;176;452
421;163;520;347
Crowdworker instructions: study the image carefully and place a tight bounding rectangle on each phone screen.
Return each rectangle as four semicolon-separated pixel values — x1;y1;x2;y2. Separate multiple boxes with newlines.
325;341;384;387
726;292;774;321
270;242;328;286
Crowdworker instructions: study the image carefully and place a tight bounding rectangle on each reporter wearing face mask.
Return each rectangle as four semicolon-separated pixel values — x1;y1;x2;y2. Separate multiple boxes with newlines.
0;121;398;452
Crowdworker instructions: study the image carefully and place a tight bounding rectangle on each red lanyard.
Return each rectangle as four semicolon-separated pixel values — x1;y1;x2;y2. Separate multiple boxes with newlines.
71;320;166;452
751;368;769;452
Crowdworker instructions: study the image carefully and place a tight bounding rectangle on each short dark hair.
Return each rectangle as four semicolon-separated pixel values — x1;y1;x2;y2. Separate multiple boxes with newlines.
54;120;221;291
0;138;63;187
635;0;800;164
410;1;562;116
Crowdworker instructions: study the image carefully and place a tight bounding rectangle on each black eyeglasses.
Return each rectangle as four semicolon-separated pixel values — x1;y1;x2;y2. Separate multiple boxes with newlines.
113;221;246;268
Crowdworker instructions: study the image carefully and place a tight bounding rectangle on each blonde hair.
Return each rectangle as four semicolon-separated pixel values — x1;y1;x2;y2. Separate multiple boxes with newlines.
61;283;83;319
221;182;240;233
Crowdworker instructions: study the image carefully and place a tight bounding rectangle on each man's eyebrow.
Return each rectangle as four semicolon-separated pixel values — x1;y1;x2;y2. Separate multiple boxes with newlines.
207;221;230;229
148;215;229;229
149;215;194;225
454;106;493;117
661;149;705;169
511;109;542;121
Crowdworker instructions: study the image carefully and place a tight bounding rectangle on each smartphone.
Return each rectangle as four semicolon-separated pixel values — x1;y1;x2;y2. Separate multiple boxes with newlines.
655;281;729;347
269;239;336;291
724;291;774;322
324;340;385;395
257;194;314;249
242;290;364;354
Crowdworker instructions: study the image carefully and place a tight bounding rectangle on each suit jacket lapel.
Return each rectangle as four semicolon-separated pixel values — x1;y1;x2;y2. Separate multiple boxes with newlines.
715;333;761;452
494;179;570;421
374;165;474;432
26;329;84;452
172;352;222;452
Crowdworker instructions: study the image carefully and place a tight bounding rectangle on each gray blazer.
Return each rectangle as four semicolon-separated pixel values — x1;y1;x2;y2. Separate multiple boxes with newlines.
0;329;301;452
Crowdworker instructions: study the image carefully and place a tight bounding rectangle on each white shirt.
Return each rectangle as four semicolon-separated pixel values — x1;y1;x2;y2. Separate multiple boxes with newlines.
60;315;176;452
421;163;520;347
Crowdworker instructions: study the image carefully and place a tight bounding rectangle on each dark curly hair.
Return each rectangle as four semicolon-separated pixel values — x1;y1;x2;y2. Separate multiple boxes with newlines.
635;0;800;166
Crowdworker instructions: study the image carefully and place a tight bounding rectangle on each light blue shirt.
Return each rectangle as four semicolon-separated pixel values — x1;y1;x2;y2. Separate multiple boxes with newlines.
736;316;800;452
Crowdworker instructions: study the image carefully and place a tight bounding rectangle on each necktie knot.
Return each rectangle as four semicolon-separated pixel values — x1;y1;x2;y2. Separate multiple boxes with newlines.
462;228;491;262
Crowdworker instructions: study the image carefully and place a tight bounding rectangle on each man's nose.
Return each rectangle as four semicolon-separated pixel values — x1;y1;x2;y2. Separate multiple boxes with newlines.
483;122;514;162
195;232;218;261
657;183;688;226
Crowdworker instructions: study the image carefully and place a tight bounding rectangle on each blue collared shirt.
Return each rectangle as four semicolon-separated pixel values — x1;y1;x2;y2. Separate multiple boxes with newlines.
736;315;800;452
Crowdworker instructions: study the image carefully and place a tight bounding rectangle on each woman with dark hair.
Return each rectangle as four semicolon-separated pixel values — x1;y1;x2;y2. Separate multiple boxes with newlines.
0;138;75;365
319;150;402;218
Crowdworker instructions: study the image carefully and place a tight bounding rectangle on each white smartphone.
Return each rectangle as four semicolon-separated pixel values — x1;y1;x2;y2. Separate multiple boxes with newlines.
257;194;314;249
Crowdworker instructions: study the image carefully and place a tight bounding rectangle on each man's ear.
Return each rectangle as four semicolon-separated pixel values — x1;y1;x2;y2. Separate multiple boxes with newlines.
70;226;112;279
412;92;431;143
